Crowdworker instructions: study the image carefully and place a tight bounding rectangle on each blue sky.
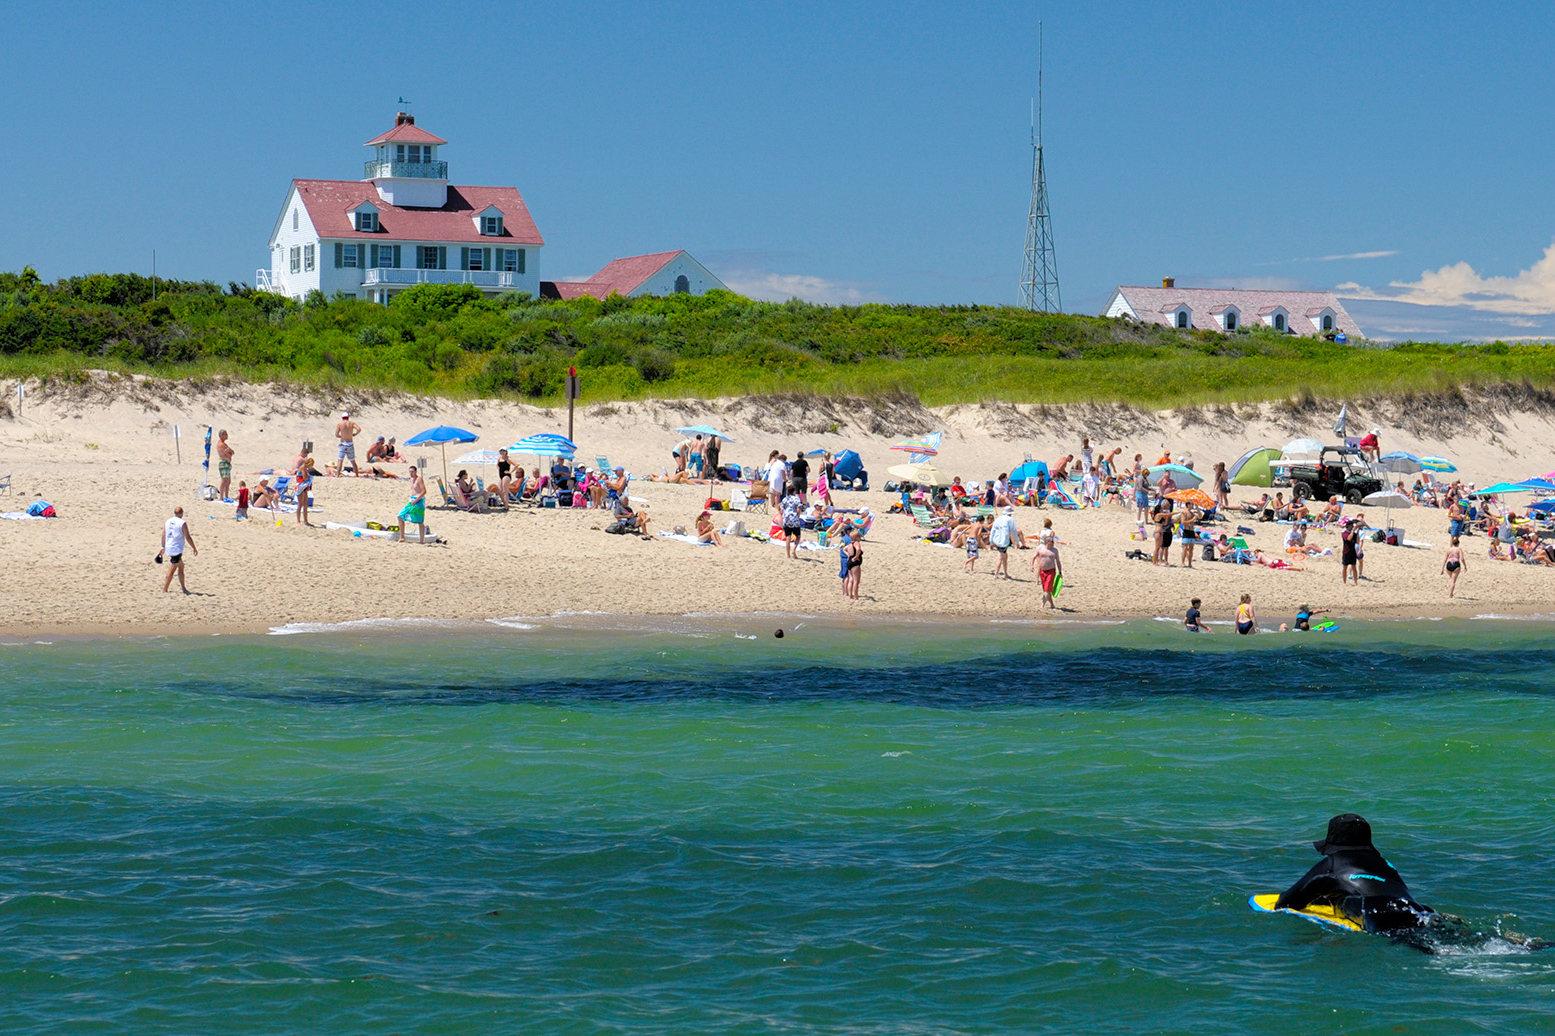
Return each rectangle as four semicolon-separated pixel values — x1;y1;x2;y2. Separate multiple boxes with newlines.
6;1;1555;340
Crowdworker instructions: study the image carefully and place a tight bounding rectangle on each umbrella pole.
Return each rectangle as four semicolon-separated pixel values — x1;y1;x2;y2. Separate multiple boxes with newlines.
441;443;449;486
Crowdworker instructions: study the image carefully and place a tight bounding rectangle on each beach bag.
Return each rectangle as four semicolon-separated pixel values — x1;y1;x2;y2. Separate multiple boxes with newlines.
200;485;217;501
605;520;629;535
727;520;746;538
572;491;586;507
1202;543;1215;561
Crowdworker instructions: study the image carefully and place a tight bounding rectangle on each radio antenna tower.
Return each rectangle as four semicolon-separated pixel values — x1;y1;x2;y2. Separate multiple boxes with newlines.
1020;23;1060;312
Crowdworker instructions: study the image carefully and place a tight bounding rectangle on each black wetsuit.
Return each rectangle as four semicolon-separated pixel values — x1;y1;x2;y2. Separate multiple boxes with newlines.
1275;815;1433;935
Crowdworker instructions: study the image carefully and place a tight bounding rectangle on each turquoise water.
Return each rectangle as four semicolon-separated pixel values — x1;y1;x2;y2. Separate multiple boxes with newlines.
4;617;1555;1034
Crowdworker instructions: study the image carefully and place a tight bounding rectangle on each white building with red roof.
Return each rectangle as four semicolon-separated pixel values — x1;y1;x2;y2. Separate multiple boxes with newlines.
1103;278;1364;338
541;250;726;300
262;113;544;303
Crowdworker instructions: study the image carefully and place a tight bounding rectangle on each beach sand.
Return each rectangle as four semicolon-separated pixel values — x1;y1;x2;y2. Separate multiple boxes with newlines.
2;372;1553;636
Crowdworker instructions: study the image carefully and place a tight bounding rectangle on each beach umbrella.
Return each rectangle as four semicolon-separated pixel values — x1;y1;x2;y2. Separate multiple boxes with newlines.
1420;456;1456;473
886;462;952;487
1281;437;1324;458
454;449;501;467
675;424;734;443
511;435;577;477
1379;451;1423;474
1228;447;1282;487
889;438;939;457
1145;463;1204;488
1363;488;1412;529
1517;478;1555;493
1166;487;1216;509
1472;481;1537;496
405;425;479;482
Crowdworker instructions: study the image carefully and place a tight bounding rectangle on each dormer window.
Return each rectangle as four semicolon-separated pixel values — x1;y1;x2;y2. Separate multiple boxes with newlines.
1274;313;1286;332
1322;314;1334;332
356;211;377;233
1221;308;1240;331
1175;308;1189;329
482;215;503;236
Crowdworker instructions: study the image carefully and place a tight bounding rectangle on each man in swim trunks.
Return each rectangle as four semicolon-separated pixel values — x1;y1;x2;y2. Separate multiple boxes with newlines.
397;465;427;544
216;429;234;500
336;412;362;477
160;505;198;593
1275;814;1434;936
1029;538;1062;610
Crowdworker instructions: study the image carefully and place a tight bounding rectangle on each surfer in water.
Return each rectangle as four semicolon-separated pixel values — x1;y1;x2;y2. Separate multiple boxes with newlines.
1275;814;1434;936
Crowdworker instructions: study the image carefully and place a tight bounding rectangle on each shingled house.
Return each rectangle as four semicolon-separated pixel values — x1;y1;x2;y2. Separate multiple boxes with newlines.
1103;278;1363;338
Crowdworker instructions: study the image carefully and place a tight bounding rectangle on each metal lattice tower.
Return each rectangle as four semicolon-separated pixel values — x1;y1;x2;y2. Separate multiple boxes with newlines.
1020;24;1060;312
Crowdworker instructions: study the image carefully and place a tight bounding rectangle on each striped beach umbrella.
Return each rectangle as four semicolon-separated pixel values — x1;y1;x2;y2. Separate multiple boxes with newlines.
889;438;939;456
1420;456;1457;473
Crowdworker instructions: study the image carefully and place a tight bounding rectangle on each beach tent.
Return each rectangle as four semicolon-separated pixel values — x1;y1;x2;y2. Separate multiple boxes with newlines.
832;450;866;488
1145;463;1204;488
1228;447;1281;488
675;424;735;442
1009;460;1049;486
405;425;479;482
886;462;952;487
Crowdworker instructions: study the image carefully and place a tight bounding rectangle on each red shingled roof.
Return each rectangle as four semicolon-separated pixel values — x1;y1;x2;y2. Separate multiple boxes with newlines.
291;179;544;245
364;121;447;146
543;251;682;300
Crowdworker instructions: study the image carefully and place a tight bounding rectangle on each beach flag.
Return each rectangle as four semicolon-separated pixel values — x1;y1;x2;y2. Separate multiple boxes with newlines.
816;469;831;502
910;431;942;464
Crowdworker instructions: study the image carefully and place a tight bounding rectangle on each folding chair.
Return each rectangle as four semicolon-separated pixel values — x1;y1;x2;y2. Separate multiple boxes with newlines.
745;480;771;514
0;473;10;495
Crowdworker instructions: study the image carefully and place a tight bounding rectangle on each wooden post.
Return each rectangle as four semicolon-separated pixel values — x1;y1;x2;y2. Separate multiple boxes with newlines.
566;366;580;443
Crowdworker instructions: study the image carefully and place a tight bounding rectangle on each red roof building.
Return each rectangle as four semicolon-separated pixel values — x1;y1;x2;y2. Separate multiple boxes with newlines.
263;113;544;304
541;250;727;300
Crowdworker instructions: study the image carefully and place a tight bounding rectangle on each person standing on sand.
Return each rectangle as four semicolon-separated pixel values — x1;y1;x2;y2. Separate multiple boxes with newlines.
705;435;721;478
781;488;804;559
216;429;234;500
990;505;1017;578
336;412;362;477
397;465;427;544
1443;536;1466;597
159;506;198;593
1340;519;1360;585
1030;537;1062;609
843;528;863;599
1212;461;1229;510
293;457;315;527
1134;464;1150;524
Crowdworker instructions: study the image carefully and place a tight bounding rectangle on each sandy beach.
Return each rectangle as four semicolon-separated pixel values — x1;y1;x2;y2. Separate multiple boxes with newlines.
3;372;1553;636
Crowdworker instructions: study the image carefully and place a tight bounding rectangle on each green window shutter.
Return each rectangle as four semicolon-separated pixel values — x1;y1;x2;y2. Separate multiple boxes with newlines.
461;247;469;270
517;249;526;274
369;244;378;268
392;245;401;269
483;248;491;272
334;242;343;268
438;246;446;270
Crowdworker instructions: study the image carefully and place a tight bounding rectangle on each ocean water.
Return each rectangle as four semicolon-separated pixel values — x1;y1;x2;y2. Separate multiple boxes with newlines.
4;616;1555;1034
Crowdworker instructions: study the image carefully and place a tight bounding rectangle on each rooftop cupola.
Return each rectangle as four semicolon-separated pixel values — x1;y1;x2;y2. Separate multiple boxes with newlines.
363;112;449;208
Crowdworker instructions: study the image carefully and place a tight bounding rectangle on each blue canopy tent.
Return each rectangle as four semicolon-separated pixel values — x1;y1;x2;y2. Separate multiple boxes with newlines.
831;449;867;490
405;425;479;482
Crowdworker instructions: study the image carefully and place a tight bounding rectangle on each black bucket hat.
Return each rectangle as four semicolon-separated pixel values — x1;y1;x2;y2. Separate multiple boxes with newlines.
1314;813;1374;855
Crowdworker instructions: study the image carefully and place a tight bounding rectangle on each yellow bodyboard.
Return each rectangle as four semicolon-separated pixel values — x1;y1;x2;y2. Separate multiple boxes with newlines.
1249;893;1364;932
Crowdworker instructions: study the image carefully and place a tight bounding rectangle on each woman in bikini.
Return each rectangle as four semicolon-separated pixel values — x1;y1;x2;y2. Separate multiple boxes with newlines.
1442;536;1466;597
1235;593;1258;635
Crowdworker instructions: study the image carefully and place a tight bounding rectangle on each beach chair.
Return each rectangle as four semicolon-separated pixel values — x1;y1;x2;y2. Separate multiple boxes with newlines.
595;456;613;474
0;473;10;495
746;480;770;514
975;504;995;519
911;504;936;527
272;475;295;503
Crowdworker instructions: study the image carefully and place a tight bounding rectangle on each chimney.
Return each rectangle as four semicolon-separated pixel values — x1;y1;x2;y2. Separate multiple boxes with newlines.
1162;276;1175;288
395;112;414;126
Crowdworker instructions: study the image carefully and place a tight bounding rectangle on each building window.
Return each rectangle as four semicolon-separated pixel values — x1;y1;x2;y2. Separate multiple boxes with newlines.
303;244;315;272
342;243;359;268
1176;310;1188;329
418;246;440;270
377;245;398;268
495;248;525;273
674;274;690;293
1224;311;1238;331
1274;313;1286;332
356;211;377;233
292;210;298;231
395;144;406;162
467;249;484;271
1322;314;1334;331
289;246;301;273
482;215;503;236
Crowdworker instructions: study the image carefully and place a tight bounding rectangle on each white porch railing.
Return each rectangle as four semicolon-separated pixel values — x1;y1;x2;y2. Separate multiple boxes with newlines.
255;269;287;295
362;268;519;290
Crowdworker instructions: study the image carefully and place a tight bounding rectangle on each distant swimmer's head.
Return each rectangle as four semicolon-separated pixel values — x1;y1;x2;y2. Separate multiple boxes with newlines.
1315;813;1374;855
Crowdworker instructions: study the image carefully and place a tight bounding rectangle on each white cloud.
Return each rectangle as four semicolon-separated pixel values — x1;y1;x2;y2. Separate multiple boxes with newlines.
720;270;880;305
1307;250;1399;262
1339;239;1555;315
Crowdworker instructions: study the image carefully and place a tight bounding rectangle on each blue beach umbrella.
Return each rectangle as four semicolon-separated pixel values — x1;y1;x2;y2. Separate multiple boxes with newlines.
1379;451;1423;475
1420;456;1457;473
1145;463;1204;488
1516;478;1555;494
675;424;734;443
1473;481;1538;496
405;425;479;482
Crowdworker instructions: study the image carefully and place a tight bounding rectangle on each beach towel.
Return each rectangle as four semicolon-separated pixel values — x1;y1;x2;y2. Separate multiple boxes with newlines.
1;511;45;521
657;532;715;545
816;469;831;503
